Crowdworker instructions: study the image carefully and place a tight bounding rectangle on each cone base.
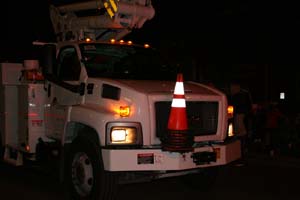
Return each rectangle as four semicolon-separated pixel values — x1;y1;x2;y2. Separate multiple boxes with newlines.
162;130;194;153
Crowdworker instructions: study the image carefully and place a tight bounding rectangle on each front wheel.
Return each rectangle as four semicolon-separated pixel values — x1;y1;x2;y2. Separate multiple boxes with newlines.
65;137;118;200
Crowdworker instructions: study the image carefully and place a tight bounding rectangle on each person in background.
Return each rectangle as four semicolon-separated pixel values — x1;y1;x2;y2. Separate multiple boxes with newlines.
228;80;253;164
265;103;284;156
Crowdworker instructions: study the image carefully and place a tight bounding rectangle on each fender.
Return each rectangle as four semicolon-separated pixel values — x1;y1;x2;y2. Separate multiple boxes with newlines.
66;104;113;146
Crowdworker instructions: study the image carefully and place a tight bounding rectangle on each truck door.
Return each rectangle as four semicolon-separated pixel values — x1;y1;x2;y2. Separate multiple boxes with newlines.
44;45;85;139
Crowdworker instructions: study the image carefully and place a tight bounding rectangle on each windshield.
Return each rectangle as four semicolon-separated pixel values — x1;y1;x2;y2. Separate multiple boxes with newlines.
80;43;177;80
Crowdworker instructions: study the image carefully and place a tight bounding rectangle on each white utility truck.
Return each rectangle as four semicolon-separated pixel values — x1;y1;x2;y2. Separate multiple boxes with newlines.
0;1;241;199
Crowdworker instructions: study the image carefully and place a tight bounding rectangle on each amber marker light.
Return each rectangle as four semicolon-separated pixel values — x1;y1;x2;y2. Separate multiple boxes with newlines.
119;106;130;117
227;105;234;118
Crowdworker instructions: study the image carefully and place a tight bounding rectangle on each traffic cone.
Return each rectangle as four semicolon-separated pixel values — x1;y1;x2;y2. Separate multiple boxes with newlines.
162;73;194;152
167;73;188;130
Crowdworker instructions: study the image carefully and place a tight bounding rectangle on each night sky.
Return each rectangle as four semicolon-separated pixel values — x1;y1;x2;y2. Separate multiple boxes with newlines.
2;1;300;106
2;0;300;63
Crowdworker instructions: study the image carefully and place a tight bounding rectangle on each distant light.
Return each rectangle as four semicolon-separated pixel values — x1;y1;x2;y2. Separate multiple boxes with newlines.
119;40;124;44
127;41;133;45
110;38;116;43
144;44;150;48
85;38;91;42
280;92;285;100
25;145;30;152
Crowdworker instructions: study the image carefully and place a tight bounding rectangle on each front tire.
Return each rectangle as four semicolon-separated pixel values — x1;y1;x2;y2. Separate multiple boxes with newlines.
65;136;118;200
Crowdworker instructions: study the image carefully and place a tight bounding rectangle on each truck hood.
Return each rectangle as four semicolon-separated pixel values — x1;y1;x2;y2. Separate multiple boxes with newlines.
85;78;227;146
106;79;221;96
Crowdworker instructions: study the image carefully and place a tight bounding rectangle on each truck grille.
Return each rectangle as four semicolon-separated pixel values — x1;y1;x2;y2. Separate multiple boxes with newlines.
155;101;218;137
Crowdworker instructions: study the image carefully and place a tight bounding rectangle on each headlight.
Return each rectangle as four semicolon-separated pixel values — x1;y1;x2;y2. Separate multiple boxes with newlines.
106;122;143;146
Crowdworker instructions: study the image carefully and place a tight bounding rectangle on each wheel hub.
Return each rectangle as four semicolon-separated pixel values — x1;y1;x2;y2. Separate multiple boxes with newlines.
71;152;94;196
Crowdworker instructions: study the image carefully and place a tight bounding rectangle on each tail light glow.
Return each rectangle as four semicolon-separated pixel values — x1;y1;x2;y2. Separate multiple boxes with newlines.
25;145;30;152
28;112;38;117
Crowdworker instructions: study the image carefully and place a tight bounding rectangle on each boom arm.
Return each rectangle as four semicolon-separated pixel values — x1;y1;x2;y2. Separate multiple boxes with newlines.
50;0;155;42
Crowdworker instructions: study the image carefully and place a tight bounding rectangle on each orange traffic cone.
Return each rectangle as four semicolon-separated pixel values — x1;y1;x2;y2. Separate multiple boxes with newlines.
162;73;194;152
167;73;188;130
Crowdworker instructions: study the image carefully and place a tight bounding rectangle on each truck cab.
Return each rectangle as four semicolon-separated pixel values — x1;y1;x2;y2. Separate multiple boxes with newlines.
43;39;240;196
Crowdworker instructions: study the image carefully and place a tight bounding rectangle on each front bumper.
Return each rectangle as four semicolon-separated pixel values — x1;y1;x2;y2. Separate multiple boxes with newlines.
102;139;241;171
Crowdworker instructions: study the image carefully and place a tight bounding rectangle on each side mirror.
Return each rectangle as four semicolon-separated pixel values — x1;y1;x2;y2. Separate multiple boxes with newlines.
40;44;57;77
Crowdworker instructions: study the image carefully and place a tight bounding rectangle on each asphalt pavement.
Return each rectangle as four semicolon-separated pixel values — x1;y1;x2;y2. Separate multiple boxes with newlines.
243;140;300;168
1;148;300;200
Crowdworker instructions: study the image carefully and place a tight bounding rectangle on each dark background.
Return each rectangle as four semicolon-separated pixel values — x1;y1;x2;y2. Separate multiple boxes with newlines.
2;1;300;111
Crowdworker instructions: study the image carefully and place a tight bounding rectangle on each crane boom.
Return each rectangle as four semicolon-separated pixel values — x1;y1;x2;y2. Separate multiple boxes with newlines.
50;0;155;42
